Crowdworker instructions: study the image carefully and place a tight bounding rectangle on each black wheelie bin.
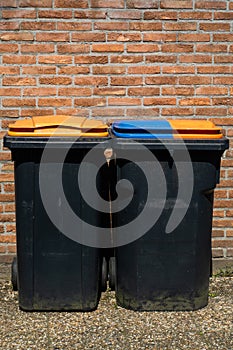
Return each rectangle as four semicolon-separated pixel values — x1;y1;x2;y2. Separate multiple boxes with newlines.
111;119;228;311
4;115;110;311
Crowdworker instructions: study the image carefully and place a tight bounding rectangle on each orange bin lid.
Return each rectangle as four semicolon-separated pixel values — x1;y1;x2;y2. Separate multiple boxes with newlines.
168;119;223;139
8;115;109;137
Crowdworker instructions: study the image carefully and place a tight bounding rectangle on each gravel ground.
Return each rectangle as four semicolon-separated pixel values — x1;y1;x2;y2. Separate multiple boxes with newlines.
0;264;232;350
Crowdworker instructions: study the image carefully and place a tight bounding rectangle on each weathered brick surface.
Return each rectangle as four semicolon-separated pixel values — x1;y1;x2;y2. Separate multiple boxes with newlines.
0;0;232;261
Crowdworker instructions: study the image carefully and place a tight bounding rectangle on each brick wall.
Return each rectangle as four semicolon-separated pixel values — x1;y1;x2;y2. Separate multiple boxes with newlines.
0;0;233;264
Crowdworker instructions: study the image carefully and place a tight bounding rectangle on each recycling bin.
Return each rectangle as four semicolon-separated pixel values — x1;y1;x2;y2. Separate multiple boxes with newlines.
111;119;229;311
4;115;110;311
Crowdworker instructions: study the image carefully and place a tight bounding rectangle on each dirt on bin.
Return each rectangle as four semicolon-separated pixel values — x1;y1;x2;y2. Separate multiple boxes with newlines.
0;263;232;350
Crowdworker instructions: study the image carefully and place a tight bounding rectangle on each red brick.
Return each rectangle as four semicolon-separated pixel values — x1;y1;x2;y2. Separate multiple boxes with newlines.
213;34;233;42
107;33;141;42
0;0;17;6
214;11;233;19
108;97;141;106
128;66;160;74
212;249;224;258
179;76;211;85
4;202;15;211
145;76;178;85
196;44;227;53
56;108;89;116
214;199;233;208
36;33;69;42
3;77;36;86
179;34;210;42
197;108;227;116
92;44;124;52
0;235;16;243
0;88;21;96
164;22;197;31
38;56;73;64
180;55;212;63
0;22;20;30
162;87;194;96
0;173;14;182
20;109;53;117
75;77;108;85
146;55;176;63
213;97;233;106
161;0;192;8
226;230;233;237
74;10;107;19
93;88;126;96
162;107;194;116
127;0;158;8
179;11;212;19
195;1;226;9
128;87;160;96
58;88;91;97
144;33;176;42
90;0;124;7
144;97;176;106
108;10;141;19
21;21;56;30
58;23;92;31
144;11;177;20
38;10;72;18
19;0;52;6
212;229;225;237
162;66;195;74
92;108;124;117
58;67;90;75
23;87;57;96
230;2;233;9
57;44;90;54
38;98;72;107
111;55;143;63
21;44;55;53
127;44;159;53
226;249;233;257
74;98;106;107
39;77;72;85
75;56;108;64
2;9;36;18
214;56;233;63
199;23;230;31
214;77;233;85
0;44;18;53
92;66;126;74
162;44;193;53
126;108;159;117
94;22;129;30
22;66;56;74
111;77;142;86
72;33;105;42
2;98;36;107
0;194;15;202
7;245;17;253
196;87;228;95
3;55;36;64
213;210;225;218
129;22;162;31
212;238;233;246
54;0;88;7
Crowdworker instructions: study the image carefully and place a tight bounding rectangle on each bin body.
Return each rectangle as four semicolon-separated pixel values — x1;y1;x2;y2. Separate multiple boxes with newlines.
111;120;228;311
4;116;110;311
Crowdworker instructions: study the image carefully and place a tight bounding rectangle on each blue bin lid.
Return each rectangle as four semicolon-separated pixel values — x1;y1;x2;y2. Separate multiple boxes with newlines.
111;120;173;139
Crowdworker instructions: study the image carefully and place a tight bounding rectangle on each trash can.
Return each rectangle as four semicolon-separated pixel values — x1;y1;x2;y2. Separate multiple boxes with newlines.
4;115;110;311
111;119;229;311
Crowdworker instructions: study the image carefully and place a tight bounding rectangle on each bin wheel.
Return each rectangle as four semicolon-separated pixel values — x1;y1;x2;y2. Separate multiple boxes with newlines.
109;257;116;291
101;257;108;292
11;257;18;291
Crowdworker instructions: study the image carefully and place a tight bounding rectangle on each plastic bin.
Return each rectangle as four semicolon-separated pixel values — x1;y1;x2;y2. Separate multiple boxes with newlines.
4;115;110;311
111;119;229;311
